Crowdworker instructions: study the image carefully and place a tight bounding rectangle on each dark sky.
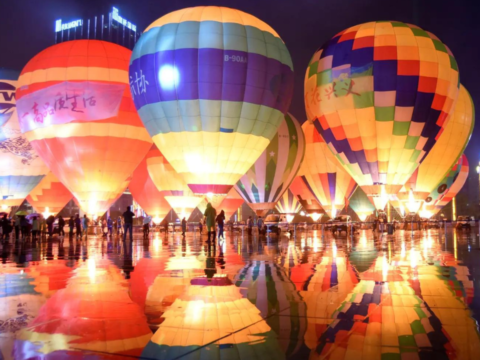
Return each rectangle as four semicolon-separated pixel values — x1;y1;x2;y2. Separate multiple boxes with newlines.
1;0;479;214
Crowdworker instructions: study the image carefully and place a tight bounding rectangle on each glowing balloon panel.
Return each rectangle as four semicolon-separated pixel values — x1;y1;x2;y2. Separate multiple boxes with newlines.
276;189;302;214
129;146;171;222
26;172;75;215
305;21;460;200
349;187;376;221
300;121;357;217
0;69;48;209
235;113;305;214
130;6;294;195
16;40;152;216
289;176;324;214
217;187;244;220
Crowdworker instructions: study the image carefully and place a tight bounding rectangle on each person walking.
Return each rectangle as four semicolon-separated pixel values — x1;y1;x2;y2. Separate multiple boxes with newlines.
204;203;217;242
68;217;74;236
216;210;225;240
107;217;113;237
58;215;65;237
31;216;40;241
123;206;135;241
247;216;253;236
181;217;187;236
81;215;90;237
257;216;264;236
74;214;82;239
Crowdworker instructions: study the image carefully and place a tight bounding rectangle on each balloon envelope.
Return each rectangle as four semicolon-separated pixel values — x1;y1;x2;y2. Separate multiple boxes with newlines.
26;172;76;216
397;84;474;210
276;189;302;215
217;188;244;221
235;113;305;216
349;187;376;221
130;6;294;196
0;69;48;211
129;145;171;223
304;21;460;209
299;120;357;218
16;40;152;216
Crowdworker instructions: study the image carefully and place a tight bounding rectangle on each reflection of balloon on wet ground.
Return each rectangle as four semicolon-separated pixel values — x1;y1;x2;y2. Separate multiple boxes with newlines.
142;276;285;360
235;261;307;357
0;268;46;360
14;258;151;359
26;259;76;298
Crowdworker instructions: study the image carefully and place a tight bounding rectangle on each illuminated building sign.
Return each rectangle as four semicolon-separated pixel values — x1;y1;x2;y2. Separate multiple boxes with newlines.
55;19;83;32
112;7;136;31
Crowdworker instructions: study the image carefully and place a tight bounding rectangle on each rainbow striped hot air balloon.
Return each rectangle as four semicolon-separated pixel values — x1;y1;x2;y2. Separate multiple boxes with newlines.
235;113;305;216
397;85;474;212
305;21;460;210
16;40;153;217
130;6;294;202
0;69;48;212
276;189;303;215
299;120;357;219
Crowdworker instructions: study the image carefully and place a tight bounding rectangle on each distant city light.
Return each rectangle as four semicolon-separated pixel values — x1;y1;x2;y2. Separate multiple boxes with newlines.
55;19;83;32
112;7;136;31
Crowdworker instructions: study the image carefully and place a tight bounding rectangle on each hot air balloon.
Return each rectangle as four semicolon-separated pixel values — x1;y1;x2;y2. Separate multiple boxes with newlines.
145;146;202;221
129;145;171;224
16;40;153;217
25;172;76;217
299;120;357;218
305;21;460;210
130;6;294;205
275;189;302;216
396;85;474;212
0;69;48;212
235;113;305;216
217;188;244;221
289;176;324;221
424;154;469;217
349;186;376;221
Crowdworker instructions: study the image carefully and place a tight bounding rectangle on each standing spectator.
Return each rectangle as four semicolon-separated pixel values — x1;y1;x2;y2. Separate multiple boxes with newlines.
58;215;65;237
40;217;47;238
102;218;108;237
107;217;113;237
181;217;187;236
68;217;74;236
143;216;151;238
122;206;135;241
247;216;253;236
117;216;123;236
257;216;264;236
46;215;55;238
82;215;90;237
216;210;225;240
1;214;11;241
20;216;29;239
204;203;217;242
14;216;20;240
31;216;40;241
74;214;82;239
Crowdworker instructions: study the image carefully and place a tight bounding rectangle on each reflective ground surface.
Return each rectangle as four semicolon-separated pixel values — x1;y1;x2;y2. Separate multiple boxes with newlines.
1;227;479;359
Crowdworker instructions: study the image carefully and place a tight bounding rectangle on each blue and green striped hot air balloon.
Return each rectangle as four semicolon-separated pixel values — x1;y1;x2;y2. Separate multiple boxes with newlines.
130;7;294;199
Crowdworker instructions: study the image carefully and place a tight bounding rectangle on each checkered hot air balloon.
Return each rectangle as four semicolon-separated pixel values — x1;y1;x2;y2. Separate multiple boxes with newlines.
0;69;48;212
305;21;460;210
235;113;305;216
396;85;474;212
16;40;153;217
145;145;202;221
129;145;172;224
299;121;357;219
26;172;77;216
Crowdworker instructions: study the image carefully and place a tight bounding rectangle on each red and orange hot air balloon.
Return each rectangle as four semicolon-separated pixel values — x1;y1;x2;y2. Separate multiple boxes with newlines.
26;172;76;216
129;145;171;224
16;40;152;217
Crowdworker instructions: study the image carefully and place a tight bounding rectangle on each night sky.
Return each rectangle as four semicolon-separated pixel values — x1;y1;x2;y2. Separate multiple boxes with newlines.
1;0;478;214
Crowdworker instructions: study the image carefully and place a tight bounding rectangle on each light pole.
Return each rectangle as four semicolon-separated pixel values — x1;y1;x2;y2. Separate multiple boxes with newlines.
476;162;480;205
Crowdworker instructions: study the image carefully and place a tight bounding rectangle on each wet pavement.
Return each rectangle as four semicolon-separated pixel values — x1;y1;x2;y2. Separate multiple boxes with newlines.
1;227;480;360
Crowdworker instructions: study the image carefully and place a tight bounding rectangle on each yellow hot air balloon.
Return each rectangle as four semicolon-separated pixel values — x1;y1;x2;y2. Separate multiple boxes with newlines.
305;21;460;209
130;6;294;201
396;85;474;212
